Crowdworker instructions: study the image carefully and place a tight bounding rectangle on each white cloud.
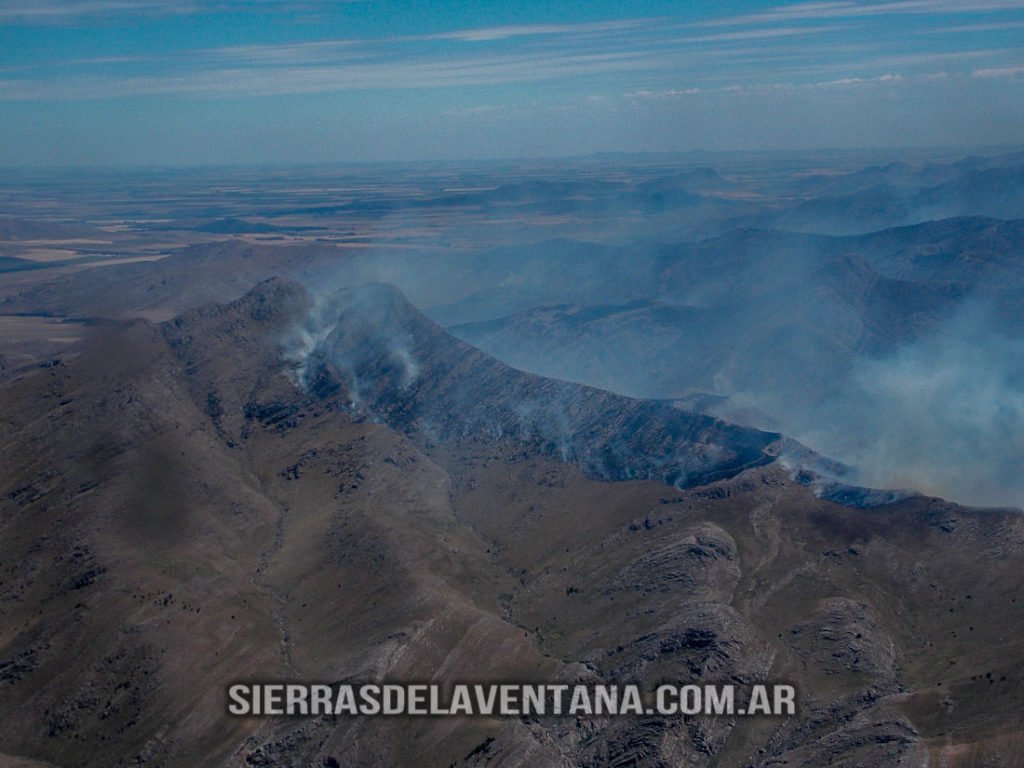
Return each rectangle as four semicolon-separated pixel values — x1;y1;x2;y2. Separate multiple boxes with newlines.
416;19;650;43
0;0;357;23
694;0;1024;27
674;25;845;43
627;88;703;99
972;64;1024;77
915;19;1024;33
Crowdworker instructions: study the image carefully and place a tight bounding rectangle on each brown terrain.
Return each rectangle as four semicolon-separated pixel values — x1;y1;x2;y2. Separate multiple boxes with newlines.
2;276;1023;767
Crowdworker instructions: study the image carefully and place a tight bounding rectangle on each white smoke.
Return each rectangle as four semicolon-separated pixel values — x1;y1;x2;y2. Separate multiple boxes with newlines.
281;284;421;407
797;302;1024;509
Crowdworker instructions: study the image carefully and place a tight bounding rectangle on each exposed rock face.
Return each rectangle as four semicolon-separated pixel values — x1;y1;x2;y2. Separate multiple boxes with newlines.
1;279;1023;767
789;598;898;687
608;523;741;602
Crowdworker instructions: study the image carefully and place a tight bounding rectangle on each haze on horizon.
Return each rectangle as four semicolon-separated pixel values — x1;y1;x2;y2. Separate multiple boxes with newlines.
0;0;1023;166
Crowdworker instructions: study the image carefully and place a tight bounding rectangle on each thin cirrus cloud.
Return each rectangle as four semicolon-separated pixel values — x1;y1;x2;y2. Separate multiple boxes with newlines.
5;0;1022;24
0;0;198;20
626;72;924;100
0;0;1021;163
198;18;656;62
195;23;844;73
694;0;1024;26
0;19;831;101
416;19;652;43
0;50;662;101
0;1;1020;102
973;64;1024;77
0;0;349;22
915;20;1024;33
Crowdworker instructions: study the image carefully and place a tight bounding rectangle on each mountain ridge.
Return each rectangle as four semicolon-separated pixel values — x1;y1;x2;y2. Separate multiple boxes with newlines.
2;277;1024;766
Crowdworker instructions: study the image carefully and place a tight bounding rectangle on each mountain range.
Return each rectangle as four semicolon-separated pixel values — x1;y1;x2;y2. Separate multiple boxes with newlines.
2;278;1022;767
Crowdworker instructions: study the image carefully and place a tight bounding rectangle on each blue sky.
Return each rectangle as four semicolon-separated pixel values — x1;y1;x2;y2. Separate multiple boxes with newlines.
1;0;1022;165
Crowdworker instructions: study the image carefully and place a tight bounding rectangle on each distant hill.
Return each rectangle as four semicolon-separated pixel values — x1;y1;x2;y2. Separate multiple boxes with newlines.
0;216;109;241
766;164;1024;234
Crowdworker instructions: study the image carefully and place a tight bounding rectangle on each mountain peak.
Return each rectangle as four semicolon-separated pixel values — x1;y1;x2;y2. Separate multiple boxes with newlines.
289;282;782;489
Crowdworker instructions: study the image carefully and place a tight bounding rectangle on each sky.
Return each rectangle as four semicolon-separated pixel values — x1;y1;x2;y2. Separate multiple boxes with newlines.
0;0;1022;165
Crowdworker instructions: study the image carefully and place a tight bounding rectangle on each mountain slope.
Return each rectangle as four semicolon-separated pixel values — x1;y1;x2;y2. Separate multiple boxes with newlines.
1;279;1023;767
299;283;781;488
